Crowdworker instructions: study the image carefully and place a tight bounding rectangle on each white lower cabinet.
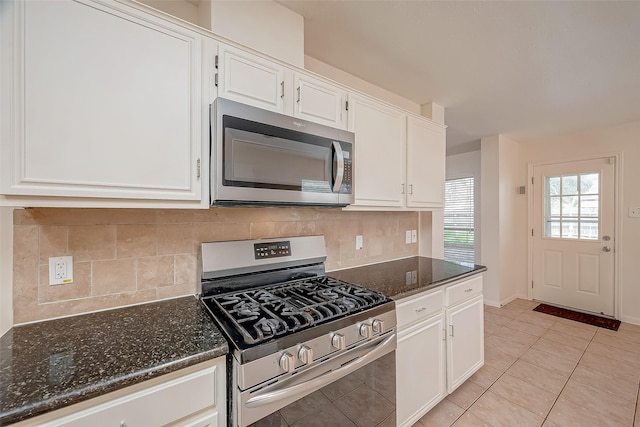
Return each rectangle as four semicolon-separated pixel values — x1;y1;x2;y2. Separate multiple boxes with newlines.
396;313;446;427
396;275;484;427
446;294;484;393
11;358;226;427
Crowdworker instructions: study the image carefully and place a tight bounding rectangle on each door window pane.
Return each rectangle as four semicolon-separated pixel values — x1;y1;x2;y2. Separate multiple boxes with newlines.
544;172;600;240
580;195;599;217
561;196;578;216
549;197;560;216
562;175;578;195
548;177;561;196
580;173;599;194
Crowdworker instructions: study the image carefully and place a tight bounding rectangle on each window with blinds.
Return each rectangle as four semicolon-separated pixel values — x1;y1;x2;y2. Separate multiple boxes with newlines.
444;177;475;265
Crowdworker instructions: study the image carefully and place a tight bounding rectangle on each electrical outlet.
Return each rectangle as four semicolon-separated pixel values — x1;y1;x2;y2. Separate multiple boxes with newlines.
49;256;73;286
630;207;640;218
355;235;364;250
411;230;417;243
405;230;412;244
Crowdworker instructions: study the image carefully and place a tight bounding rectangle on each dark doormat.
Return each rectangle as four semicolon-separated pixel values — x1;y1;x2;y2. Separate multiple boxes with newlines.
533;303;621;331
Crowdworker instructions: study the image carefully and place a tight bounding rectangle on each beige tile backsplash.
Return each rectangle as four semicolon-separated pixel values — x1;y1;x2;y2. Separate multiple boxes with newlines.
13;207;419;323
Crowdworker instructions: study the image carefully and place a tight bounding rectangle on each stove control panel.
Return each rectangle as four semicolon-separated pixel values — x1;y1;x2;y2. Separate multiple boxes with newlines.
254;241;291;259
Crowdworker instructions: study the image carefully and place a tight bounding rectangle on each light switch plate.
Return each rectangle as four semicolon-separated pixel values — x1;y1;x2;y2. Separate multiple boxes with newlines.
411;230;417;243
629;207;640;218
355;235;364;250
405;230;412;244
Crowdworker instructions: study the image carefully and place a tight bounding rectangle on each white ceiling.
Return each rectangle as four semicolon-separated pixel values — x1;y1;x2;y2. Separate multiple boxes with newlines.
277;0;640;151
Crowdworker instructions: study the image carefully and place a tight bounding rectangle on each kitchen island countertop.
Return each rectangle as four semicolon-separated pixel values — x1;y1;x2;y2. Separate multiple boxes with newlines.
329;256;487;300
0;296;228;425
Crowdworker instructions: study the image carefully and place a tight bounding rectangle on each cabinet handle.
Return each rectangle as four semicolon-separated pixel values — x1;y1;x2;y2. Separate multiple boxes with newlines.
409;184;413;194
401;184;405;194
297;86;301;103
415;307;426;313
450;325;454;337
281;81;285;99
464;288;473;293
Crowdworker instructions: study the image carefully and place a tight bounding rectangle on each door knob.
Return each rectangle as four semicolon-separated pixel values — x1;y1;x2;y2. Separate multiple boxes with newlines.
602;246;611;252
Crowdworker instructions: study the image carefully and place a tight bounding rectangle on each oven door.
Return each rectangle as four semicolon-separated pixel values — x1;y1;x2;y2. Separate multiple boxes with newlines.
236;332;396;427
212;98;353;206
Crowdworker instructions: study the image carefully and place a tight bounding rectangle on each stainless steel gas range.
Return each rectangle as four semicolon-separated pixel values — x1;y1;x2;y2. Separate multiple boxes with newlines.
200;236;397;427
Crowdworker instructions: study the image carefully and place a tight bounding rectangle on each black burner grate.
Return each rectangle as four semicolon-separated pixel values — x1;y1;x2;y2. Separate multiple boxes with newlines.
206;276;387;345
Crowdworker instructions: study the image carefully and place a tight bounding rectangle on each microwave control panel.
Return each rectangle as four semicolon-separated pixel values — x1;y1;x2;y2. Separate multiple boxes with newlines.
254;241;291;259
342;159;353;193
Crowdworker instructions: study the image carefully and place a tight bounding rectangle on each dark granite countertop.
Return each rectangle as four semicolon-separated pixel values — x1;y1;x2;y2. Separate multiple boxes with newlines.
329;256;487;300
0;296;228;425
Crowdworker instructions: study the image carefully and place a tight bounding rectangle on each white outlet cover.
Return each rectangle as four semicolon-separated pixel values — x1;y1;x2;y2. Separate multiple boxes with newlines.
630;207;640;218
49;256;74;286
405;230;412;244
411;230;417;243
355;235;364;250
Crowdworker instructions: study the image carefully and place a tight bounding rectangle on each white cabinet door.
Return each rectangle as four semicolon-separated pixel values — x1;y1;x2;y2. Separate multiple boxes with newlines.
1;0;205;203
446;295;484;393
348;94;406;207
217;44;290;113
396;314;446;427
406;116;446;209
294;73;347;129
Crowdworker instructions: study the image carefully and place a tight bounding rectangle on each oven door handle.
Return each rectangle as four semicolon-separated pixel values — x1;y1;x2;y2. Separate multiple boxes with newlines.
245;333;395;408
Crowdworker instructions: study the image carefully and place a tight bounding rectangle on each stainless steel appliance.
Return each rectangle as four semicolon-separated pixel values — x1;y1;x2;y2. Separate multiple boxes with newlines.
200;236;396;427
210;98;354;207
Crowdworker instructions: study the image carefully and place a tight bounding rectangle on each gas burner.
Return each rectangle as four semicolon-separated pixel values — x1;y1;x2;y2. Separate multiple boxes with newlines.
203;276;388;345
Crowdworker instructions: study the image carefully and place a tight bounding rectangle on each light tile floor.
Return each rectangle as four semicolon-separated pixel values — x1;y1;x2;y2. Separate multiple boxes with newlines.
415;299;640;427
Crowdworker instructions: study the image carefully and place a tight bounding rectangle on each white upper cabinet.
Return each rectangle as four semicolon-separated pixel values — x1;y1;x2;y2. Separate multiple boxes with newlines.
348;94;406;207
216;44;347;129
406;116;446;208
347;93;446;210
217;44;290;113
294;73;347;129
1;0;210;206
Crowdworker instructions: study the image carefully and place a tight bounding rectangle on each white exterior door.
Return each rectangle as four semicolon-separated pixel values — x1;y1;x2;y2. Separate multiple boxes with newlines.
532;157;616;316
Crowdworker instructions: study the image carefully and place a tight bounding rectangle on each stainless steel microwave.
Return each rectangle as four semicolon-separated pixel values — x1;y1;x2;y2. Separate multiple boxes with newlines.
210;98;354;207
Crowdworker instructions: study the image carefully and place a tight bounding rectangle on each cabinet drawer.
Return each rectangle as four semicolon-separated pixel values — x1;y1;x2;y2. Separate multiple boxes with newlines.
445;276;483;307
397;289;444;329
44;365;217;427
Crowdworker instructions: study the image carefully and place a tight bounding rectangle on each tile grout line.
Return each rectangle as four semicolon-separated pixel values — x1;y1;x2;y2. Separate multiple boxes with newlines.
539;319;598;426
455;307;542;427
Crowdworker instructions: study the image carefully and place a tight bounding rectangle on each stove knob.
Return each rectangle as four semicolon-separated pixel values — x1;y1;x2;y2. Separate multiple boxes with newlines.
359;323;372;339
298;345;313;365
331;333;346;350
279;352;295;373
372;319;384;334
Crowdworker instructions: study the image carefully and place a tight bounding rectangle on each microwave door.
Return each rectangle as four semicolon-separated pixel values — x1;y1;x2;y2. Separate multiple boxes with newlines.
218;127;340;205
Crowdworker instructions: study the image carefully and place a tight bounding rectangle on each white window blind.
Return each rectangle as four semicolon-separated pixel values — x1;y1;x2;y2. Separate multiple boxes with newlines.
444;177;475;265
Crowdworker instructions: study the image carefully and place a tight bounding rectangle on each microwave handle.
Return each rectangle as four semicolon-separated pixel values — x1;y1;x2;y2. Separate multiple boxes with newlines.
332;141;345;193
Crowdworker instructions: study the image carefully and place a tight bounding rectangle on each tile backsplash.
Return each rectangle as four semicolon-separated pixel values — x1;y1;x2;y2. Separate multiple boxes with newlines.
13;207;419;323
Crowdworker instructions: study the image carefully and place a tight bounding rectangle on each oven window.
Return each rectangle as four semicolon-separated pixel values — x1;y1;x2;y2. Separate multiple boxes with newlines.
247;352;395;427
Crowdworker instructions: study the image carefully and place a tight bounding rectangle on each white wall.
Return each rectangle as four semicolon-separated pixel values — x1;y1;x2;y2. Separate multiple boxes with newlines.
481;136;527;306
518;119;640;324
211;1;304;67
446;149;482;263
